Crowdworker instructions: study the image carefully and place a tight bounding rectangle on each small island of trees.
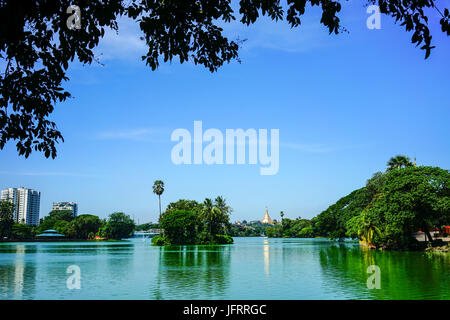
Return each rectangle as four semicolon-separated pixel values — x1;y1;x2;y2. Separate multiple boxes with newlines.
152;196;233;246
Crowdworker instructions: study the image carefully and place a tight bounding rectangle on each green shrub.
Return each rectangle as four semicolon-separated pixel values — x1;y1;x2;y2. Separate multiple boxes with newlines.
151;235;165;246
103;212;135;240
11;224;35;240
214;234;233;244
160;210;198;244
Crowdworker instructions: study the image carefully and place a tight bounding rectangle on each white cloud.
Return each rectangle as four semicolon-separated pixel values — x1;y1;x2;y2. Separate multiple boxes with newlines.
95;16;146;62
97;128;163;141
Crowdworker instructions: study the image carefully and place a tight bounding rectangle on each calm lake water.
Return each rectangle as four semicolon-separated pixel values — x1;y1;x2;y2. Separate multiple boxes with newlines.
0;237;448;300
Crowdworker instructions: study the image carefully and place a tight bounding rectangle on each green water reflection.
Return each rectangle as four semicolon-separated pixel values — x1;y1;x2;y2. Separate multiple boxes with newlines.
0;238;448;299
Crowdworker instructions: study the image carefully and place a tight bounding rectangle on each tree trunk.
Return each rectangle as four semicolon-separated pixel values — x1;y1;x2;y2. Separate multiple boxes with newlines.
158;195;161;221
423;224;433;243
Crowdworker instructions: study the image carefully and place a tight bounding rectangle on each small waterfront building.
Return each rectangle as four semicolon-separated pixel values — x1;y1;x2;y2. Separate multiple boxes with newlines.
36;229;65;238
261;206;274;224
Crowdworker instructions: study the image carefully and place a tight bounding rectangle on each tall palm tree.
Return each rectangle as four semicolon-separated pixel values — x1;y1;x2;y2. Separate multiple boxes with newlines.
214;196;231;233
201;198;221;241
386;155;413;171
214;196;231;216
152;180;165;221
280;211;285;228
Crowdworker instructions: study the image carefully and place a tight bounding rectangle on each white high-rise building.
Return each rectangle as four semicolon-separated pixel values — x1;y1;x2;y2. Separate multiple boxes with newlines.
52;202;78;217
1;187;40;226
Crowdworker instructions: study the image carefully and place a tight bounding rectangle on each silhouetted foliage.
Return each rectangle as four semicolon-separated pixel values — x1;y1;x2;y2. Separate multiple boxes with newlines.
1;1;448;157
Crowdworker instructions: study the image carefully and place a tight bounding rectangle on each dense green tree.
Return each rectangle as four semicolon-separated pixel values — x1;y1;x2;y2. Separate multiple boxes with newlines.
266;224;283;238
315;159;449;249
298;225;315;238
48;209;74;221
11;223;35;240
1;1;449;158
379;166;449;247
65;214;103;239
265;216;316;238
165;199;203;215
229;221;271;237
54;220;70;236
37;216;58;233
315;187;372;239
366;171;387;199
37;209;75;233
103;212;135;240
159;210;199;245
0;200;14;239
152;180;165;220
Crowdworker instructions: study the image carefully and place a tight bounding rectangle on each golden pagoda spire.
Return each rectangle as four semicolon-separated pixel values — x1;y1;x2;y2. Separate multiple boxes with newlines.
414;157;417;167
261;206;273;224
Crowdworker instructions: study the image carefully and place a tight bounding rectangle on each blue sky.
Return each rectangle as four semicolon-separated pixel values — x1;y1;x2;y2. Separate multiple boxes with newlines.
1;2;449;223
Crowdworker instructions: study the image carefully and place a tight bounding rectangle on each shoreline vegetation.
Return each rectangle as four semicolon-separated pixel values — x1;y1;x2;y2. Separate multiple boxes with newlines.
232;156;449;252
0;208;136;242
1;156;448;251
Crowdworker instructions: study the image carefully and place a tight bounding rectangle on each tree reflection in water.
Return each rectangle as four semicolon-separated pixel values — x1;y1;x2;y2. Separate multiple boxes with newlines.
319;244;450;299
151;245;231;299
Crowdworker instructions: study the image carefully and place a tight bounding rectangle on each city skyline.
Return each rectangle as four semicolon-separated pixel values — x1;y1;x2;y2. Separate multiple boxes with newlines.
0;185;278;225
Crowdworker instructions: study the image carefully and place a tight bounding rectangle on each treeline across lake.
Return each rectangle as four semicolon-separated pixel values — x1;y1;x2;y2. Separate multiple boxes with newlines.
264;156;450;250
0;206;136;241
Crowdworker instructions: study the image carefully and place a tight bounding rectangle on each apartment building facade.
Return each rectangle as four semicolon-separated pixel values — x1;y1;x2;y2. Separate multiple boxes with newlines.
52;201;78;217
1;187;41;226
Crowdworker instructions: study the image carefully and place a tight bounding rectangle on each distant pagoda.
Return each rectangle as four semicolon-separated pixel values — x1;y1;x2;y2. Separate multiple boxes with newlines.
261;206;274;224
